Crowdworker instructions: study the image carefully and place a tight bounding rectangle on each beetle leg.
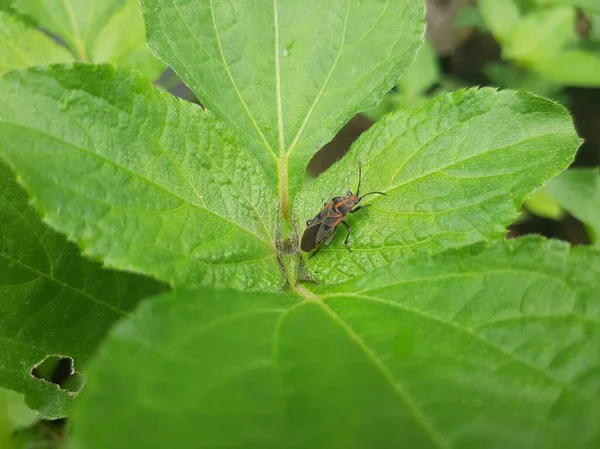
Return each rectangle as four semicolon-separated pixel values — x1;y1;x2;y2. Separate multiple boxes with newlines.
308;228;335;259
350;204;370;213
340;221;352;252
308;245;321;259
310;234;330;259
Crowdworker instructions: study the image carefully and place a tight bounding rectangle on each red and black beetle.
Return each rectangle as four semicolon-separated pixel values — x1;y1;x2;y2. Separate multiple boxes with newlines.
301;162;386;256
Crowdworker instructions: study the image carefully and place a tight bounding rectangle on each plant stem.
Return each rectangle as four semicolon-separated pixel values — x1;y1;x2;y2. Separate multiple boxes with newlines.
278;156;289;220
291;283;320;302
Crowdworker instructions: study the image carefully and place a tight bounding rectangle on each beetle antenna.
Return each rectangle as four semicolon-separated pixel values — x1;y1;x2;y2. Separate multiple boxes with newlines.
359;191;387;201
356;160;362;196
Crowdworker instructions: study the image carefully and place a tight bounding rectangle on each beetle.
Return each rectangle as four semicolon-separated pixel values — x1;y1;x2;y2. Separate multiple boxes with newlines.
301;162;386;256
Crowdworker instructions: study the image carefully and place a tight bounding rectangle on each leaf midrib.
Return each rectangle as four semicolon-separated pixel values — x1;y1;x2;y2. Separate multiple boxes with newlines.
283;287;449;449
203;0;276;161
0;335;41;352
326;267;578;295
312;129;571;240
273;0;284;155
319;97;569;199
284;268;592;445
284;1;352;158
60;0;87;60
0;192;54;275
383;130;571;196
188;127;274;241
20;177;279;271
323;292;590;397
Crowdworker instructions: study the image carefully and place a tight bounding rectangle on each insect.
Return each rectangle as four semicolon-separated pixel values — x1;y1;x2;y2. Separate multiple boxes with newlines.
301;162;386;256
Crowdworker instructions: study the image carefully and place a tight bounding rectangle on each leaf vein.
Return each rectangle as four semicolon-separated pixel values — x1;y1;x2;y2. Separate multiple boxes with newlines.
329;293;588;396
286;1;351;157
205;0;276;159
388;131;572;195
0;192;54;276
0;252;125;315
315;301;450;449
1;121;272;249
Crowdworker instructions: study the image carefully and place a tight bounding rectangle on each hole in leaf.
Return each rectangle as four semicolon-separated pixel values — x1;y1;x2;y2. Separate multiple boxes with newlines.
31;355;86;395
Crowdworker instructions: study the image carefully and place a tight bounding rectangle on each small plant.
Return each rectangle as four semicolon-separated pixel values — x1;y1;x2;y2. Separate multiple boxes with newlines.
0;0;599;448
363;40;446;120
0;0;164;79
475;0;600;95
537;167;600;244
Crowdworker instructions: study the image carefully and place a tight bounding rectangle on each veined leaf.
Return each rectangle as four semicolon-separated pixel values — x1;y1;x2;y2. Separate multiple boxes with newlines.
0;11;73;74
295;88;579;283
0;160;166;418
70;237;600;448
12;0;125;60
546;167;600;246
11;0;164;78
140;0;425;215
92;0;166;80
0;64;282;291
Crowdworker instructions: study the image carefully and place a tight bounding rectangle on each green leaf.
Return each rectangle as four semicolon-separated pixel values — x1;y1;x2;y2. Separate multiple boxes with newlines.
12;0;125;60
0;387;38;432
0;64;283;291
0;159;166;418
70;237;600;448
534;50;600;87
588;10;600;41
534;0;600;14
295;88;579;283
454;6;487;31
92;0;165;80
523;188;564;220
363;40;440;121
478;0;521;43
397;40;440;103
546;167;600;246
483;62;562;99
0;11;73;74
11;0;164;78
140;0;425;215
503;7;576;64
